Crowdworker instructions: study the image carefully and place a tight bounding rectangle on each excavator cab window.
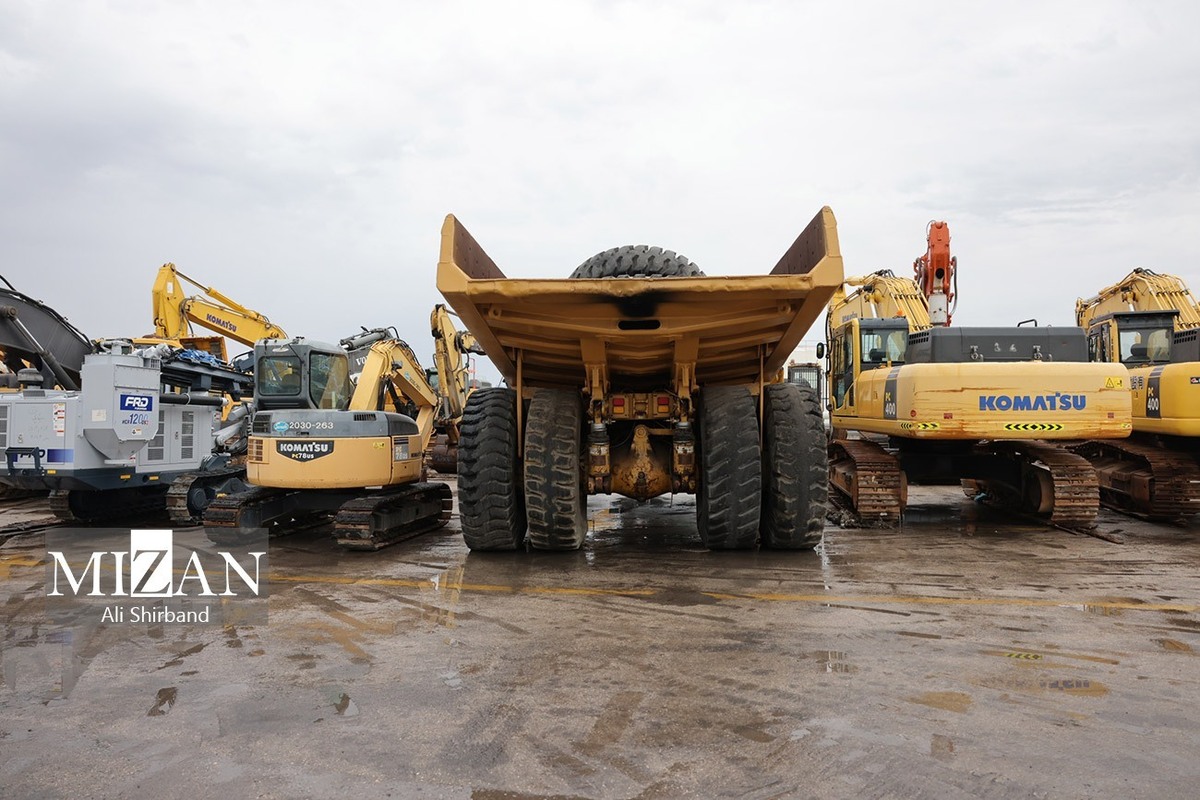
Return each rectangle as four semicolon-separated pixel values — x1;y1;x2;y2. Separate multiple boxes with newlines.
1087;324;1112;363
310;352;351;410
859;328;908;369
257;355;302;396
831;326;854;409
1118;325;1173;364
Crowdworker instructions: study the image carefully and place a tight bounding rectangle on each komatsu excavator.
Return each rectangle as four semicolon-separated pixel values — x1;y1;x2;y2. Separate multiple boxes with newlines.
1071;268;1200;518
145;263;287;360
826;223;1132;527
204;328;453;550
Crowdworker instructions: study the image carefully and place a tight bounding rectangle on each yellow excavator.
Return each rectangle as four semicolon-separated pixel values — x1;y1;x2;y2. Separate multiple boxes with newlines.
426;303;485;473
826;224;1132;528
1071;268;1200;518
144;263;287;360
204;323;458;550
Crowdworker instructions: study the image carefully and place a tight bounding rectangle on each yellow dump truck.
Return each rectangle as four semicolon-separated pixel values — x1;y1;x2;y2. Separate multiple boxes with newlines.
436;208;844;551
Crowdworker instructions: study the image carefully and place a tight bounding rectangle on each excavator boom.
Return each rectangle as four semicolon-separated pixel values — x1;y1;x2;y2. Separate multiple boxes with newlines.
151;263;287;349
828;270;932;330
426;304;486;472
912;220;956;326
1076;268;1200;331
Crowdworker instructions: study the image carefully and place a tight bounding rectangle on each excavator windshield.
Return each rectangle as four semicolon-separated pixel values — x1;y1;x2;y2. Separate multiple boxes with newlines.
257;355;302;397
256;348;351;410
309;352;351;409
1111;312;1177;365
861;327;908;369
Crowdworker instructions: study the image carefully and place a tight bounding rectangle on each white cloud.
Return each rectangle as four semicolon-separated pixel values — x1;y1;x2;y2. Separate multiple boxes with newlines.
1;0;1198;387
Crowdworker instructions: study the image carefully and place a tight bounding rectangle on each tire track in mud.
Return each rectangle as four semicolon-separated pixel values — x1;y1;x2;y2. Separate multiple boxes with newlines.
435;702;531;773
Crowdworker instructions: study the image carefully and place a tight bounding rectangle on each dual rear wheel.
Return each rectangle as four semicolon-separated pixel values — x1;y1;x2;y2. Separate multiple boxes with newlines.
457;384;826;552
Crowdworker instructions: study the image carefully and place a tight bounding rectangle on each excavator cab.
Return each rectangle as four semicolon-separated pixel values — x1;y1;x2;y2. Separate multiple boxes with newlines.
829;317;909;415
1085;311;1178;366
254;339;351;411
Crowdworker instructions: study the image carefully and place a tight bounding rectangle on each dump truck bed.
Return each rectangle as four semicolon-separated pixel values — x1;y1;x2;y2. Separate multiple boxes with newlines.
436;208;845;390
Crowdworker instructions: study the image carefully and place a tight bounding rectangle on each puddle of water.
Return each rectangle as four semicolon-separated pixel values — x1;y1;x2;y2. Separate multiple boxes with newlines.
982;649;1045;661
421;566;463;628
319;686;360;717
977;675;1110;697
147;687;177;716
646;587;719;607
1039;678;1108;696
1081;596;1147;616
812;650;858;674
909;691;972;713
333;692;359;717
158;642;207;670
897;631;943;640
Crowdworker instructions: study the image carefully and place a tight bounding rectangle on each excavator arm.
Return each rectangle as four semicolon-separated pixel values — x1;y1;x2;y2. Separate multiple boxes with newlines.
430;304;485;435
151;263;287;348
828;270;933;331
913;220;956;326
1076;268;1200;331
349;338;440;449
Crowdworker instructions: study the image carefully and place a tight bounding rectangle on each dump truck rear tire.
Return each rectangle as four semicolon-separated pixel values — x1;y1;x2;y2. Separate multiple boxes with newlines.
761;383;827;549
697;386;761;549
458;388;526;550
524;388;586;550
570;245;705;279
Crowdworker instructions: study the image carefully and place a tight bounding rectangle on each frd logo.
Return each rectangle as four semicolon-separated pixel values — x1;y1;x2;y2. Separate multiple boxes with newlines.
119;393;154;412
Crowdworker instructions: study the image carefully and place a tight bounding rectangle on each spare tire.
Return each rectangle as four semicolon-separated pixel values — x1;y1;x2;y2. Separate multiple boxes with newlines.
570;245;705;279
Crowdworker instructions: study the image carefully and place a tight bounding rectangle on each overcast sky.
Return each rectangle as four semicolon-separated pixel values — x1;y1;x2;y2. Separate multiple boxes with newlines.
2;1;1197;385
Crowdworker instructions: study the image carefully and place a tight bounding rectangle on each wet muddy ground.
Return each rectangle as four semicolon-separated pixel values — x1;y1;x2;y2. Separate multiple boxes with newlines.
2;483;1200;799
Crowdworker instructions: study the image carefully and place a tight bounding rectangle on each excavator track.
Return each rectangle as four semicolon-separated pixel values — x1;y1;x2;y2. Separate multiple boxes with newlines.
974;440;1100;529
333;482;453;551
1067;439;1200;520
828;438;906;524
202;486;323;545
166;466;249;526
49;487;168;524
204;484;331;546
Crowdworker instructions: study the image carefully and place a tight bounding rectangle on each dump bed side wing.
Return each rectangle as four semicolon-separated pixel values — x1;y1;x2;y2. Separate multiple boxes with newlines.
437;208;844;391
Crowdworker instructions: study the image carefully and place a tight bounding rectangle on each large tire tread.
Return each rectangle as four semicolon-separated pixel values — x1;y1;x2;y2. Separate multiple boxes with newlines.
697;386;761;549
761;383;827;549
458;388;525;551
524;389;586;550
570;245;704;279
